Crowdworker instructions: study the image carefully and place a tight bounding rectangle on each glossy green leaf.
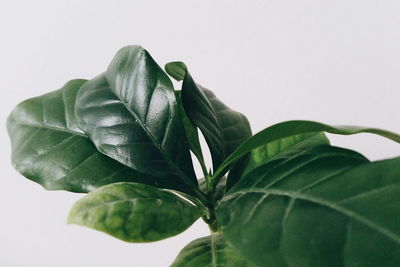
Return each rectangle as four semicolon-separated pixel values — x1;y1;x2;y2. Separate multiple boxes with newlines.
175;90;207;175
212;120;400;184
7;80;157;193
217;145;400;267
75;46;199;196
171;234;257;267
165;61;252;171
68;182;203;242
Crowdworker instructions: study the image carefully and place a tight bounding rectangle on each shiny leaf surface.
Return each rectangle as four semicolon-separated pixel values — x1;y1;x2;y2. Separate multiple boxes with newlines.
75;46;198;195
217;145;400;267
171;234;257;267
68;182;203;242
7;80;155;193
165;61;252;171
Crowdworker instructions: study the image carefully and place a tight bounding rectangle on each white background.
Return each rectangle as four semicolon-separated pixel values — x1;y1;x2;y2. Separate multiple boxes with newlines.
1;1;400;266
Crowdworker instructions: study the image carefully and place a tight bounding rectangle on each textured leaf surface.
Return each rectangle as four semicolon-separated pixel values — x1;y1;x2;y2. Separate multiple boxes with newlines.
244;132;330;176
7;80;155;193
227;133;330;190
75;46;198;195
165;62;252;171
217;145;400;267
68;182;203;242
171;234;257;267
213;120;400;182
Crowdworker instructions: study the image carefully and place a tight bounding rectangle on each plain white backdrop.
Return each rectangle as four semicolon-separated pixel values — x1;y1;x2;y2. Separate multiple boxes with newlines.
1;1;400;266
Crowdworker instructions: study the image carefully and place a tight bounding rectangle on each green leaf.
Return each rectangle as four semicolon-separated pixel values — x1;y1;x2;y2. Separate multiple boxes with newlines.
75;46;199;196
165;61;187;81
216;145;400;267
212;120;400;184
68;182;203;243
244;132;330;175
171;234;257;267
165;61;252;171
7;80;157;193
226;133;330;190
175;90;207;175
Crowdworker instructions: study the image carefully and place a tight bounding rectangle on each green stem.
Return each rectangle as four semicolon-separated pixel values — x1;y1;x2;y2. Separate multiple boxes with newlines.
206;207;220;233
208;219;219;233
202;205;219;233
202;174;221;233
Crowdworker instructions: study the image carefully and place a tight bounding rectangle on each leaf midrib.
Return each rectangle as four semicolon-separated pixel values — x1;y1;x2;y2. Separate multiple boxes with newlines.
225;188;400;245
106;75;198;190
211;234;218;267
76;197;169;212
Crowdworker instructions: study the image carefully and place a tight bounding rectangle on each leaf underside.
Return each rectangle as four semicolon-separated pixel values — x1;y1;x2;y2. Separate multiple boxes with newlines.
68;182;203;243
217;145;400;267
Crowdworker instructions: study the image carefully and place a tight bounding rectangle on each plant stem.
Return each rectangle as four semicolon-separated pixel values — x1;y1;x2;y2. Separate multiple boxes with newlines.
202;205;219;233
206;206;220;232
202;174;221;233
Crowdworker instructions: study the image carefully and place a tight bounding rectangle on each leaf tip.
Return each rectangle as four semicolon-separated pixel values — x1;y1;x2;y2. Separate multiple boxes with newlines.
165;61;187;81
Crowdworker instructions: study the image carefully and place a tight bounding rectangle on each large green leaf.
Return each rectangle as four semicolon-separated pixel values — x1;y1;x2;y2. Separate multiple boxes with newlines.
75;46;200;196
216;145;400;267
68;182;203;243
171;234;257;267
165;62;252;171
212;120;400;184
7;80;156;193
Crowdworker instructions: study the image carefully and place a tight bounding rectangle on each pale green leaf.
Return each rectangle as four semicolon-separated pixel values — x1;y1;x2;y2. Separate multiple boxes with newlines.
68;182;203;242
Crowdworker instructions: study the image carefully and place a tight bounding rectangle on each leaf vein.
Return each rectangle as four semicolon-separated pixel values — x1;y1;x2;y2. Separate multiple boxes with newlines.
227;188;400;245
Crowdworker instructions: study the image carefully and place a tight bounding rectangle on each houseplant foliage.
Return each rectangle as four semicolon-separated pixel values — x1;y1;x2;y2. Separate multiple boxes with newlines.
7;45;400;266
